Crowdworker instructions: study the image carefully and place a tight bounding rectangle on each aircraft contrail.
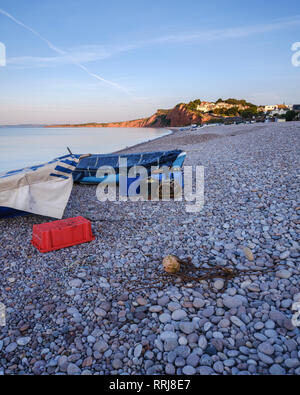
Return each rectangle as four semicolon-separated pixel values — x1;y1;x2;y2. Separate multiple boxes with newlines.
0;8;129;93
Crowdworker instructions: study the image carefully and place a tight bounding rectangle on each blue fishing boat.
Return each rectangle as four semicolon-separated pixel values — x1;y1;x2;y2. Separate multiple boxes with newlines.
73;150;186;184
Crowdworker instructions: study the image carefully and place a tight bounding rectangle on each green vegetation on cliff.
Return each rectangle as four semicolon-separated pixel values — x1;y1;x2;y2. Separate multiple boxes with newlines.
186;99;202;112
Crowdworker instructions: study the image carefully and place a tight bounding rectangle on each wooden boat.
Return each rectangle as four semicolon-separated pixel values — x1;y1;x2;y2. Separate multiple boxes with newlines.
0;154;80;219
73;150;186;184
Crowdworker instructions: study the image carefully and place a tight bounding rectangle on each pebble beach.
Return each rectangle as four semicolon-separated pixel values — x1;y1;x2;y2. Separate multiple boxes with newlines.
0;121;299;375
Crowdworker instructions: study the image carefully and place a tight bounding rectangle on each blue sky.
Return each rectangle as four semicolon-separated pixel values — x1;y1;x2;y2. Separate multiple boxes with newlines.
0;0;299;124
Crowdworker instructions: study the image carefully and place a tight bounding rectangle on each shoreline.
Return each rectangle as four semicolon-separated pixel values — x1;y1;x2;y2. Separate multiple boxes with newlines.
113;127;179;154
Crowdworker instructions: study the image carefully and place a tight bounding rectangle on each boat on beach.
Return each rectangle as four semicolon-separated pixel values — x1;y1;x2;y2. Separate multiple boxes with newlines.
0;154;80;219
0;150;186;219
72;150;186;184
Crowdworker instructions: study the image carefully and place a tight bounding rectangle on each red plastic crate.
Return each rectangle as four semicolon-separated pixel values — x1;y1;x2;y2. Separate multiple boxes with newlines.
31;216;95;253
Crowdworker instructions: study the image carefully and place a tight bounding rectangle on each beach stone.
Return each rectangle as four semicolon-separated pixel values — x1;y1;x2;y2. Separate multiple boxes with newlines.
219;318;230;328
82;357;93;368
175;345;190;358
171;309;187;321
87;335;96;344
198;335;208;350
112;359;123;370
265;320;275;329
285;339;297;352
182;365;196;375
269;310;293;329
179;321;195;335
167;351;177;364
293;293;300;302
174;356;185;367
269;364;286;375
213;279;225;290
254;322;264;330
206;345;218;356
258;352;273;365
200;354;213;367
285;358;300;368
99;301;111;312
137;297;147;306
167;302;181;312
212;331;223;339
149;305;163;313
94;308;106;317
178;336;188;346
203;306;215;318
265;329;277;339
186;353;200;367
243;247;254;261
211;338;224;352
134;344;143;358
198;366;214;375
160;331;178;341
94;340;109;353
69;279;82;288
58;355;68;371
224;359;236;367
165;364;175;375
213;361;224;374
255;333;267;342
5;343;17;353
158;296;169;306
164;339;178;352
280;251;290;260
223;296;243;309
193;298;205;308
17;337;31;346
67;363;81;375
159;313;171;323
276;270;292;279
281;299;292;308
203;322;213;332
230;316;244;328
258;342;274;356
32;361;46;375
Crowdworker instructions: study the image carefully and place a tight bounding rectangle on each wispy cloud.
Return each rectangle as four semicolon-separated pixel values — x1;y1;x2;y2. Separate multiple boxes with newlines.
146;15;300;44
6;14;300;71
0;8;130;93
7;44;135;68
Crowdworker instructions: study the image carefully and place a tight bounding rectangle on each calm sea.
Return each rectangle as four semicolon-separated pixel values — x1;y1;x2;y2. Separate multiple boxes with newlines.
0;127;171;173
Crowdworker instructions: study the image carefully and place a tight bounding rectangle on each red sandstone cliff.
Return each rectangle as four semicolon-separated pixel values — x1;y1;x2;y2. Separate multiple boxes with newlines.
48;104;215;128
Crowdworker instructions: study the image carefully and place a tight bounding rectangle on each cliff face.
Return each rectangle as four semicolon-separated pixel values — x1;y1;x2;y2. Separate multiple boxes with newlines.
93;104;213;128
48;103;216;128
